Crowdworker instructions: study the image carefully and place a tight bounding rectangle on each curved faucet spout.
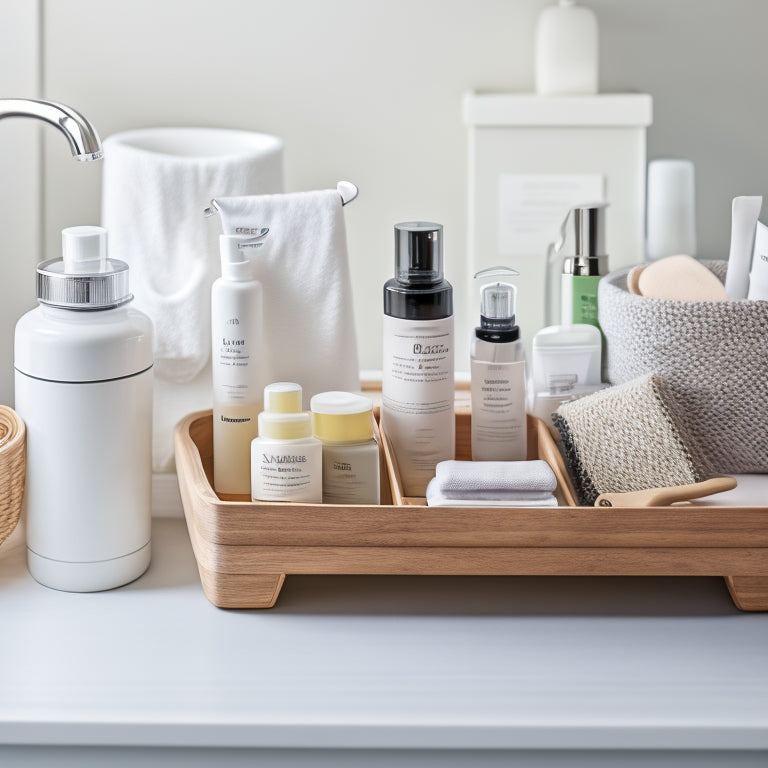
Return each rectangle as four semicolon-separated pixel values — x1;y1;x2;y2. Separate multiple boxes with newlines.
0;98;103;161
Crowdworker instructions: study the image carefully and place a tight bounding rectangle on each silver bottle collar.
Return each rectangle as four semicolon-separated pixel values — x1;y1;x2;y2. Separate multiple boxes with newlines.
36;257;133;310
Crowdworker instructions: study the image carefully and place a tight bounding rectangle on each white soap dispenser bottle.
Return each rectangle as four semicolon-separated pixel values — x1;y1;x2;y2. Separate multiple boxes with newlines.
211;234;266;496
535;0;599;96
470;268;527;461
14;226;153;592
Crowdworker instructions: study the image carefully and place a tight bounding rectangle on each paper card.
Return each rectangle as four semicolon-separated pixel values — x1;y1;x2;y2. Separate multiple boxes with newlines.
498;173;605;256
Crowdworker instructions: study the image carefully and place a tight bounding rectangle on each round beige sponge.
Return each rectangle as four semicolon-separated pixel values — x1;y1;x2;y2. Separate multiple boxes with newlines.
637;254;729;301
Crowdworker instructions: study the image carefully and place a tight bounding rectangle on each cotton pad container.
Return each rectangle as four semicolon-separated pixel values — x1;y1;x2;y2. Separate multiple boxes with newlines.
598;260;768;474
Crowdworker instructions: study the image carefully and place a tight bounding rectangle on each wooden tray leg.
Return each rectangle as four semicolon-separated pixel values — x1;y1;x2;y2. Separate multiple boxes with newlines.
198;566;286;609
724;576;768;611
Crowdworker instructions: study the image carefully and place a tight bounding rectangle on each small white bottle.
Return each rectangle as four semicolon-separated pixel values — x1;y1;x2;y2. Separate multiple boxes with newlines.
311;391;380;505
251;409;322;504
535;0;599;96
212;235;265;496
470;276;527;461
382;222;455;497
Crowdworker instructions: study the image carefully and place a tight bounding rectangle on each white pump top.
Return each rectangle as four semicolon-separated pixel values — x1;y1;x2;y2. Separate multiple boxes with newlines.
62;226;108;274
220;235;259;281
37;225;131;310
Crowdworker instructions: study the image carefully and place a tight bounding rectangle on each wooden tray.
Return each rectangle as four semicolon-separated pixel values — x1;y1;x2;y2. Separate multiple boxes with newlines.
174;407;768;611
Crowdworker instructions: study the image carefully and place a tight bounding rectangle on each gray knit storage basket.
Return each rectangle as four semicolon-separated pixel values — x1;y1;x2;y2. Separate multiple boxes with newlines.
598;260;768;474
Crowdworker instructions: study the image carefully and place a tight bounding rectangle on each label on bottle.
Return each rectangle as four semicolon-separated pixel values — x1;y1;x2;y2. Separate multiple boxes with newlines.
212;286;263;404
212;282;264;495
251;440;322;503
321;441;380;505
382;314;455;497
470;358;527;461
561;274;602;327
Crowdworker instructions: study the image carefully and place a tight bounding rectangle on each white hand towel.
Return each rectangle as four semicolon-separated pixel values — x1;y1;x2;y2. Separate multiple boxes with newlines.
101;127;284;384
434;459;557;495
426;479;558;507
211;189;360;404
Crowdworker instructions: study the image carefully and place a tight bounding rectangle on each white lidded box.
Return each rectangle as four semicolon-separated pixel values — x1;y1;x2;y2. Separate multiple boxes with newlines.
14;226;153;592
463;92;652;358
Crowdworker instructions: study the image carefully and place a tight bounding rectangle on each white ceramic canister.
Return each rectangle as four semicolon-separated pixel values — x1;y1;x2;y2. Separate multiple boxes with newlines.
14;226;153;592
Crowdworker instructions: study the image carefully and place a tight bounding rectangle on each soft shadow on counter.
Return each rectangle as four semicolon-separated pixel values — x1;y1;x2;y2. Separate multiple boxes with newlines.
264;573;745;619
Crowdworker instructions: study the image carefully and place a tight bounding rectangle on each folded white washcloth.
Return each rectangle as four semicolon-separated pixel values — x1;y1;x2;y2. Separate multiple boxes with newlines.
434;459;557;496
211;189;360;405
101;128;284;384
426;479;558;507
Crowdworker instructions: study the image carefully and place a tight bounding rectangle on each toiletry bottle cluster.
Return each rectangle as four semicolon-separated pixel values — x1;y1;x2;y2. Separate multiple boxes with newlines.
210;233;380;505
250;383;380;505
211;210;615;505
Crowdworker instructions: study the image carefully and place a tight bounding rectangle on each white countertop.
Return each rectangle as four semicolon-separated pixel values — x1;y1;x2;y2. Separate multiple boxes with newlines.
1;480;767;753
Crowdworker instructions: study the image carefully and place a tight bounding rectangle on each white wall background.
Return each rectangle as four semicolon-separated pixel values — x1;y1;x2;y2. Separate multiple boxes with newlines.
2;0;767;408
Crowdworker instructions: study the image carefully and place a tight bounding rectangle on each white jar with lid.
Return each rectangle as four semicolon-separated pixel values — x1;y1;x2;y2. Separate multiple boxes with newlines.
251;407;322;503
14;226;153;592
311;391;380;505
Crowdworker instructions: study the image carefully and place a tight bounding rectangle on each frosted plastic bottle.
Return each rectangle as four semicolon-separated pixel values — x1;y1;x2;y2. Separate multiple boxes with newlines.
470;279;527;461
535;0;599;96
14;226;153;592
212;235;265;495
382;222;454;497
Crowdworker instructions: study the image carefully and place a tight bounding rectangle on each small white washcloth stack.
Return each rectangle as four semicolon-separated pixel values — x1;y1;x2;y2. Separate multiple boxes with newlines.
426;460;558;507
211;189;360;404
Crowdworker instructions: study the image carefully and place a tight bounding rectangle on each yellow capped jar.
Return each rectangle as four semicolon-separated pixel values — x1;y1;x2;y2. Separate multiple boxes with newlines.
310;391;380;505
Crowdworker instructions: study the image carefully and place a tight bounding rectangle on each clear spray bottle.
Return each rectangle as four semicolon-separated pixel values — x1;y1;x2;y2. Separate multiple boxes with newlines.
470;267;527;461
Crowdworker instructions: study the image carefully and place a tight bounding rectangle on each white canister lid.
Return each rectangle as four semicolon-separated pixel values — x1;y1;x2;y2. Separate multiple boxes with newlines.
37;226;132;310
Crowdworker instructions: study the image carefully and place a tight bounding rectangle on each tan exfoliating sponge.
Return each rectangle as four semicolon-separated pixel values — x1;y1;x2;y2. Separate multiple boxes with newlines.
636;254;729;301
551;373;714;505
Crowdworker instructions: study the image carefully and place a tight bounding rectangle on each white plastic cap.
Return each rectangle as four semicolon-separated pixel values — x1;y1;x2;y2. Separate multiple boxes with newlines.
62;226;107;274
309;391;372;415
38;225;131;309
646;159;696;261
220;235;257;281
257;411;312;440
264;382;303;413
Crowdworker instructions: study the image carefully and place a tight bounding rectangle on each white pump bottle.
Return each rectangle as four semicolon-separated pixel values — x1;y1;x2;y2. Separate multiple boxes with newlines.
211;235;266;496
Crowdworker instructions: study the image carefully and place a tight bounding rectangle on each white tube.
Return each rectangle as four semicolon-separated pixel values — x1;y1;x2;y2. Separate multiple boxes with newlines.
747;220;768;301
725;196;762;299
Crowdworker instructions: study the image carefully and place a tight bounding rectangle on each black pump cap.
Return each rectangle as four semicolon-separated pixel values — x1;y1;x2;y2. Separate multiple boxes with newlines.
394;222;443;285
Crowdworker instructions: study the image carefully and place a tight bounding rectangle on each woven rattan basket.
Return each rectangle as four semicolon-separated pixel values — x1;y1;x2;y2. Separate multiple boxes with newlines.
0;406;25;547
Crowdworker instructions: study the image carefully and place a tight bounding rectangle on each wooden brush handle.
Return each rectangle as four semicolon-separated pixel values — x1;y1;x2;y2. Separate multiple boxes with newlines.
595;477;737;508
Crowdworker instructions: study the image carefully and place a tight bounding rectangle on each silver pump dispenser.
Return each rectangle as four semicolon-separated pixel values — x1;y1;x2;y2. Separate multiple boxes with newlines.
557;202;609;277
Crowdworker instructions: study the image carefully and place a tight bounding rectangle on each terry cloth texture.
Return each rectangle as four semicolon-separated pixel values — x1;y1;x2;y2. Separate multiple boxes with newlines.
552;373;714;506
426;459;559;507
211;189;360;405
598;260;768;473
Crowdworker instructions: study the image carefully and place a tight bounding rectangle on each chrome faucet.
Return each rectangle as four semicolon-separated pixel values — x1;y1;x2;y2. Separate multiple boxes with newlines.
0;98;103;161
